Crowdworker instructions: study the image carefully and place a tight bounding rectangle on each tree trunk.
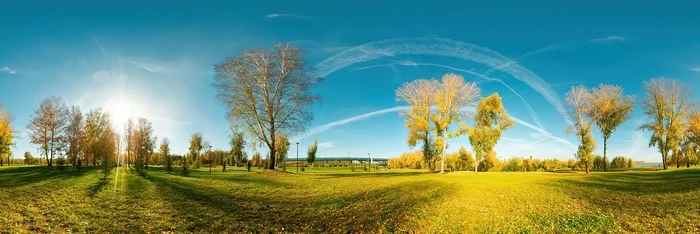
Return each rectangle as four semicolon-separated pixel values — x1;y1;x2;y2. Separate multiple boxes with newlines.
474;162;478;172
662;150;668;170
676;151;680;168
585;163;589;174
603;138;608;172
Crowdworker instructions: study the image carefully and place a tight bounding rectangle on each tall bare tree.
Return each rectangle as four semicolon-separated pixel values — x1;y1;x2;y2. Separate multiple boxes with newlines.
213;44;323;170
589;84;635;172
639;77;691;170
565;86;597;174
64;106;84;167
124;117;134;168
464;93;514;172
0;103;15;167
396;79;440;171
27;96;68;166
433;73;481;173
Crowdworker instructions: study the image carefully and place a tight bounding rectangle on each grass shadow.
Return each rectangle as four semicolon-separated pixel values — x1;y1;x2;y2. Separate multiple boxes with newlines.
88;178;109;197
0;166;91;189
135;170;451;232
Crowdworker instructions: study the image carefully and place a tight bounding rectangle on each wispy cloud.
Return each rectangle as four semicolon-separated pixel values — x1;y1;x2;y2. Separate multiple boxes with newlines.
295;106;576;150
591;36;626;42
122;60;170;74
1;66;17;75
313;37;573;126
689;67;700;72
318;141;339;149
264;14;314;20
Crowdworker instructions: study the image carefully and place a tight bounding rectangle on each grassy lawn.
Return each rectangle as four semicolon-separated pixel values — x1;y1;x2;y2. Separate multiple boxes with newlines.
1;165;699;233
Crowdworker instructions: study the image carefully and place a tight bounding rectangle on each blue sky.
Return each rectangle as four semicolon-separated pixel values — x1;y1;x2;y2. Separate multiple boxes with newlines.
2;1;700;162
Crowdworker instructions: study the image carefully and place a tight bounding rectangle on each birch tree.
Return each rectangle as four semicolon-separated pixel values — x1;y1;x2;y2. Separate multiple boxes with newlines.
433;73;480;173
213;43;323;170
64;106;84;167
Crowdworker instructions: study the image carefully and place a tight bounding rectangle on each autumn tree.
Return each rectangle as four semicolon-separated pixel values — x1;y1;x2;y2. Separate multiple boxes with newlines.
639;78;691;170
433;73;481;173
464;93;514;172
213;43;323;170
132;118;156;174
64;106;84;167
589;84;635;172
307;137;318;166
188;133;203;169
396;79;439;171
252;152;263;169
229;131;246;167
565;86;597;174
0;103;14;167
160;138;172;173
275;134;290;169
683;106;700;168
27;96;68;166
98;120;117;179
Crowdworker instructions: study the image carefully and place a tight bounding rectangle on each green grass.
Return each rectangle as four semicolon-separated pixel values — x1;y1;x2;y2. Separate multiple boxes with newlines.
1;165;699;233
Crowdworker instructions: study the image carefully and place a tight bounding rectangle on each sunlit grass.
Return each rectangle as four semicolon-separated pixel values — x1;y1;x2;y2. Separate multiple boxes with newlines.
1;165;698;233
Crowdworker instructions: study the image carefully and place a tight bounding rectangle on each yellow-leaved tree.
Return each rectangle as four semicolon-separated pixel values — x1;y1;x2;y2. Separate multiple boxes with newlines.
464;93;514;172
0;103;14;166
433;73;481;173
396;79;440;171
682;106;700;168
589;84;635;171
565;86;596;174
639;77;691;170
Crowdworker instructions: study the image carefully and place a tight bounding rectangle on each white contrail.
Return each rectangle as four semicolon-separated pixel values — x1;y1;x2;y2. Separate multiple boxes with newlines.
352;61;544;130
313;37;572;125
295;106;575;149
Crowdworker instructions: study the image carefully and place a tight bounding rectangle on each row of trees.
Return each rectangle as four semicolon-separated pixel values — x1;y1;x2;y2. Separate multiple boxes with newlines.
390;149;639;172
567;78;700;173
396;73;513;173
21;96;118;178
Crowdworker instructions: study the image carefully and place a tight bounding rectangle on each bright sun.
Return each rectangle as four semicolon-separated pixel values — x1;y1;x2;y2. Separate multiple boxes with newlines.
105;99;132;126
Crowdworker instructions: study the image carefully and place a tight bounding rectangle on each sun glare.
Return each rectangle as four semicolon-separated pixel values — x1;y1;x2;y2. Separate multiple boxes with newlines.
105;99;132;127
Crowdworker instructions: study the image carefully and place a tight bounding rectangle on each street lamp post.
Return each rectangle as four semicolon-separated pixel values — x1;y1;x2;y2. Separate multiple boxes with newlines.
209;145;212;173
296;142;299;173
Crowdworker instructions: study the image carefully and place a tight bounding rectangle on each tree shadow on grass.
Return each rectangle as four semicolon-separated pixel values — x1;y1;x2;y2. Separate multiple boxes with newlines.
88;178;109;197
555;169;700;194
0;166;90;189
139;172;451;233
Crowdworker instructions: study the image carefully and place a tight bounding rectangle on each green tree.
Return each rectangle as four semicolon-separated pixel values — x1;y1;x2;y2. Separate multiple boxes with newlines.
27;96;68;166
307;138;318;166
252;152;263;169
639;78;691;170
565;85;597;174
464;93;515;172
213;44;323;170
590;84;635;172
